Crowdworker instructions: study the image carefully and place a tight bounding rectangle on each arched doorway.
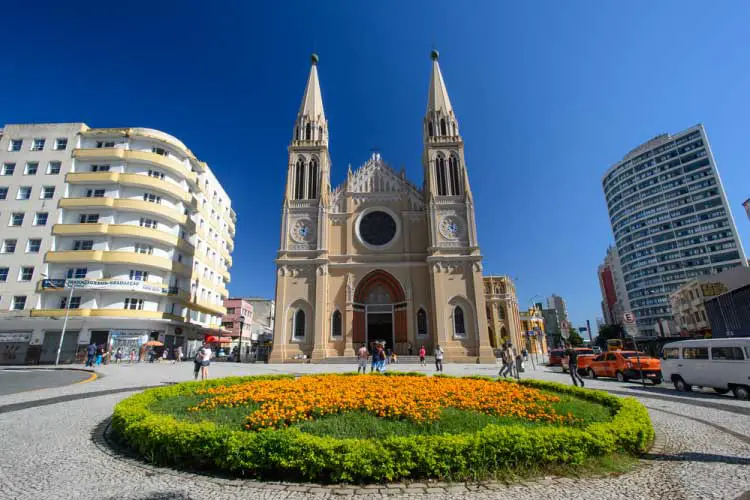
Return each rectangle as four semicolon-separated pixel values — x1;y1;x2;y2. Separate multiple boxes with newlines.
352;270;406;352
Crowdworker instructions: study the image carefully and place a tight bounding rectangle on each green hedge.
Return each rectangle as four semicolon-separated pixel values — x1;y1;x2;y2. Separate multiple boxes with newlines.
111;374;653;483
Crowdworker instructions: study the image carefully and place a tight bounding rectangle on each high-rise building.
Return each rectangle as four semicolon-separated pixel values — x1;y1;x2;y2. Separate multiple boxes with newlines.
598;245;629;324
546;294;569;328
602;124;747;336
0;123;235;364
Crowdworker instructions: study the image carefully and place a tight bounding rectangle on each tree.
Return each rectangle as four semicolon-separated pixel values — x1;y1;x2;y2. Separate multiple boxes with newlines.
567;328;584;347
595;324;623;350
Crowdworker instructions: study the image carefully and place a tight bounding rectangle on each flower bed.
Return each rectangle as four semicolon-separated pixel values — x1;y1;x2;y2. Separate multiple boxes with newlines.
111;374;653;483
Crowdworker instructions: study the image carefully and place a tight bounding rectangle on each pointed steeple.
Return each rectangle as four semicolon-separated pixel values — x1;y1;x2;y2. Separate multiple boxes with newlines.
293;53;328;145
427;49;453;115
424;50;459;140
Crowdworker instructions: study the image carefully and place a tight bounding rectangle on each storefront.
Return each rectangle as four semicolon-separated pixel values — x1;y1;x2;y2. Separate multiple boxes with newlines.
0;332;32;365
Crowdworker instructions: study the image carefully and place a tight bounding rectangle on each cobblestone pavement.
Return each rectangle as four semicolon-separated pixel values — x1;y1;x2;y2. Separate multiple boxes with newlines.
0;362;748;500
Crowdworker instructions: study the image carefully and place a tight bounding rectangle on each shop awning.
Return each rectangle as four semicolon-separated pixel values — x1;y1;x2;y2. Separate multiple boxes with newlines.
204;335;233;343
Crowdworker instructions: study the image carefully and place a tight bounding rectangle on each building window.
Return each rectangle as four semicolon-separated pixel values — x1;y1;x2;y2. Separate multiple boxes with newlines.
17;186;31;200
2;163;16;175
78;214;99;224
440;119;447;136
24;162;38;175
12;296;26;310
331;310;342;338
448;155;461;196
85;189;105;198
96;141;115;148
134;243;154;255
151;147;167;156
73;240;94;250
143;192;161;204
18;267;33;281
0;187;7;199
435;156;447;196
129;270;149;281
147;169;165;180
60;296;81;309
0;267;8;281
41;186;55;199
66;268;87;279
294;158;305;200
47;161;61;174
9;140;22;152
34;212;48;226
2;239;17;253
54;138;68;151
26;239;41;253
308;158;318;199
453;306;466;337
428;122;434;137
124;298;144;310
417;308;428;337
91;164;110;172
31;138;46;151
293;309;305;339
139;217;157;229
9;213;24;227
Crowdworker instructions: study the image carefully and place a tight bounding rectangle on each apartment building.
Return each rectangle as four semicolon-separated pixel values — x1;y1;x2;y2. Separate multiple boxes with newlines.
0;123;236;364
598;245;630;325
602;124;746;336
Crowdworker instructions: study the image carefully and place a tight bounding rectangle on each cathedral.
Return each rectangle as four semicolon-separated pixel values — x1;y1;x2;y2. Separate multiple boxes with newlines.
269;51;495;363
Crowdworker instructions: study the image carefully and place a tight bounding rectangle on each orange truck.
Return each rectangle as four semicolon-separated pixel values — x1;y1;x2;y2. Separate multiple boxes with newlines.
587;351;662;384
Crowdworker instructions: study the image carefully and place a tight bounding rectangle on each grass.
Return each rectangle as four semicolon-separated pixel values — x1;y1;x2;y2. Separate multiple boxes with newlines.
148;388;612;436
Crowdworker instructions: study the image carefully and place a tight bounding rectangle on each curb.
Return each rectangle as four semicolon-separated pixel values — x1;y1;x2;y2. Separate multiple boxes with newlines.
0;366;102;381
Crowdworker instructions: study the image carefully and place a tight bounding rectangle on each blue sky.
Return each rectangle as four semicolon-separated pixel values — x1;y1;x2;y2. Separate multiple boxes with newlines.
2;1;750;330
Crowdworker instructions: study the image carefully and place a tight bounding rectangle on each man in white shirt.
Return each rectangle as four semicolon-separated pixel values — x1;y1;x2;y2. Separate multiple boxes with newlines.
356;344;369;374
434;345;444;372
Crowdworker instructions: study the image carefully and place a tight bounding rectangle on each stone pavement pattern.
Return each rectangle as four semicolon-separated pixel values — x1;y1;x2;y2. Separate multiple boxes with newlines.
0;361;748;500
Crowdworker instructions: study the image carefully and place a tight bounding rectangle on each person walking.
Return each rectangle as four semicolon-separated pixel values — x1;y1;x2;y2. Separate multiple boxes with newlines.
85;342;96;367
196;344;212;381
419;345;426;367
434;344;444;372
356;344;369;374
378;345;388;373
129;349;136;364
565;343;585;387
514;347;523;380
115;348;123;365
522;347;529;362
193;349;202;380
499;344;512;378
95;345;104;367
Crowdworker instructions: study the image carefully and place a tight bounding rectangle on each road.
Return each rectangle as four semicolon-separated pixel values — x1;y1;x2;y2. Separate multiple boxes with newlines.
0;368;92;395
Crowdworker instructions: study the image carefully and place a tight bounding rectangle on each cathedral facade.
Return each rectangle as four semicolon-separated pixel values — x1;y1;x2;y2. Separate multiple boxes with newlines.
269;52;495;363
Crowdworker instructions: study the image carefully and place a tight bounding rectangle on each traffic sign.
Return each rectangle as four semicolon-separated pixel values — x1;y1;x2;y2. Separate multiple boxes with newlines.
623;312;636;325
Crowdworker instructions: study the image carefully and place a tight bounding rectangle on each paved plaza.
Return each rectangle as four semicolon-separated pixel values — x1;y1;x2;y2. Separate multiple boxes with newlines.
0;361;748;500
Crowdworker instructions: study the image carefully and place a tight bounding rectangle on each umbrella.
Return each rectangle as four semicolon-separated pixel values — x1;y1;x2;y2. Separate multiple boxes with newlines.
143;340;163;347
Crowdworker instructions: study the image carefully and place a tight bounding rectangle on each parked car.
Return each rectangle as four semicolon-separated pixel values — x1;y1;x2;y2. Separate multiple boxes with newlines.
561;348;595;374
548;349;565;367
587;351;662;384
660;338;750;400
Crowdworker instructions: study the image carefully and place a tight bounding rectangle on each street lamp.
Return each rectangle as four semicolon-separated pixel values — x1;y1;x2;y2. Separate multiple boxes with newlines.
56;278;75;365
237;315;245;363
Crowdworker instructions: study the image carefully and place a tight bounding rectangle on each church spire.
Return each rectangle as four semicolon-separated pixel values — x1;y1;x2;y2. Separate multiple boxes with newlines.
424;50;459;141
294;53;328;145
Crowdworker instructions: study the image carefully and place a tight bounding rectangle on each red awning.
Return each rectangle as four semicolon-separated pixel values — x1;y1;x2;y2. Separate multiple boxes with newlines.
204;335;233;343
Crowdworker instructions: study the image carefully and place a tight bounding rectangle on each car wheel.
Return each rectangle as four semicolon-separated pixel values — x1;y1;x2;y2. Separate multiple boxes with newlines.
712;388;730;395
733;385;750;401
673;376;691;392
616;371;627;383
652;378;662;385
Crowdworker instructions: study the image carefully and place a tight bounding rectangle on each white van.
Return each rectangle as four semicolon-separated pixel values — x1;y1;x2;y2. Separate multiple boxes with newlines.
660;338;750;400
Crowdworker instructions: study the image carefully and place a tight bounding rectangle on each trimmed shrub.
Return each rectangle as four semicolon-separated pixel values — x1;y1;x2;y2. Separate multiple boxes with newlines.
111;374;653;483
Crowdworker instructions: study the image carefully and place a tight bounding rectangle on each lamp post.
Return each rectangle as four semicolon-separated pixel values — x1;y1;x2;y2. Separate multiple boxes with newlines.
56;279;76;365
237;315;245;363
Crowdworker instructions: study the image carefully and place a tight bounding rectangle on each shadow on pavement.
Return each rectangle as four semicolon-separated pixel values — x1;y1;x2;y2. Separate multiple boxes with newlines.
0;385;164;415
643;452;750;466
104;494;192;500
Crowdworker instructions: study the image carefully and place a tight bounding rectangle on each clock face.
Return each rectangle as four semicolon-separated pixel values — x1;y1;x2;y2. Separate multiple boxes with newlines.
358;210;397;247
291;219;315;243
439;215;464;240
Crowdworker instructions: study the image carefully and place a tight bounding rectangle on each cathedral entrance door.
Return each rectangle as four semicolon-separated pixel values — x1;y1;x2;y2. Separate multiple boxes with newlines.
366;306;394;352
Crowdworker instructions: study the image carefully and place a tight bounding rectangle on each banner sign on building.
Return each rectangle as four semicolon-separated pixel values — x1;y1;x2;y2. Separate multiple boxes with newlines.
42;279;169;294
700;282;729;298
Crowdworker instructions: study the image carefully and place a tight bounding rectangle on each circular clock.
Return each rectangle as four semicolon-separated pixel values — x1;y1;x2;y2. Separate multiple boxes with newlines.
357;209;399;249
291;219;315;243
439;215;464;240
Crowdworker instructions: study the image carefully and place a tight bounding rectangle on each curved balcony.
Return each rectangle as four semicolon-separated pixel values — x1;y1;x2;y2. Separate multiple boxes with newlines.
65;172;191;203
30;308;184;321
52;223;194;254
72;148;197;184
59;197;187;225
183;298;227;316
45;250;190;276
38;278;190;300
221;268;231;283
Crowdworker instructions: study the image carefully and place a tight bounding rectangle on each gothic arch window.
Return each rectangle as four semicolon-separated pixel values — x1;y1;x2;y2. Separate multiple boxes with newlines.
308;158;319;199
305;123;311;140
417;308;428;337
295;126;300;141
448;154;461;196
435;155;448;196
294;158;306;200
293;309;306;340
486;306;492;319
331;310;342;338
428;121;434;137
440;118;447;136
453;306;466;337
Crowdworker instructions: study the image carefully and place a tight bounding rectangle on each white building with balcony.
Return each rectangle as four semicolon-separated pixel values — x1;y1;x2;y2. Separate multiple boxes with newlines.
0;123;236;364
